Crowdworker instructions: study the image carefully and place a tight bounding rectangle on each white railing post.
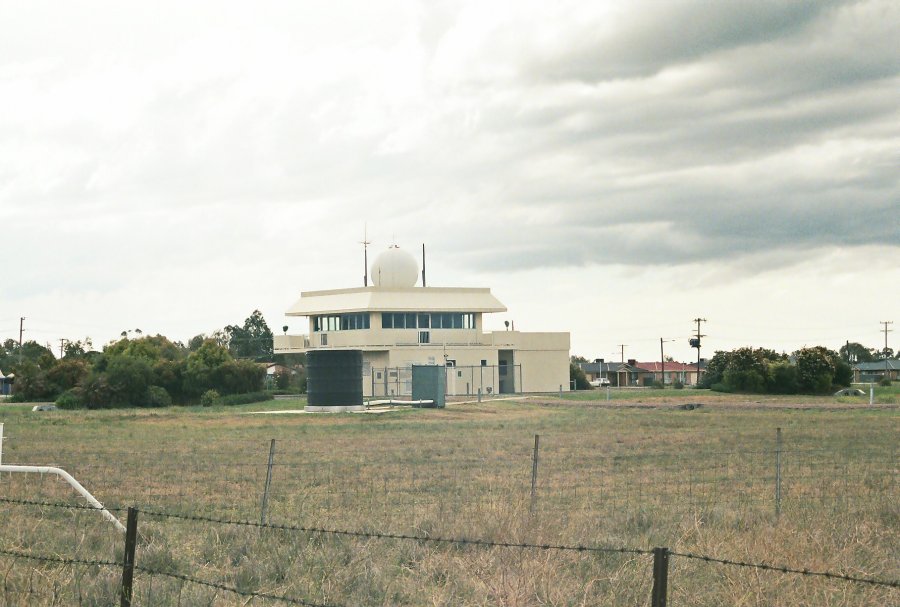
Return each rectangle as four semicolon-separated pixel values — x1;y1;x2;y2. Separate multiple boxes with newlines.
0;423;124;532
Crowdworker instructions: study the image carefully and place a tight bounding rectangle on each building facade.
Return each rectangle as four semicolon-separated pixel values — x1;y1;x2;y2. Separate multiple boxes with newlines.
274;246;570;397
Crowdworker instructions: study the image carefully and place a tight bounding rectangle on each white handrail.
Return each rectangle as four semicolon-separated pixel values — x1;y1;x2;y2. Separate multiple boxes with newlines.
0;464;126;532
0;424;125;532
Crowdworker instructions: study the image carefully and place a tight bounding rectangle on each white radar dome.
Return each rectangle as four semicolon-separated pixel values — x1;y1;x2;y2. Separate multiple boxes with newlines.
371;245;419;288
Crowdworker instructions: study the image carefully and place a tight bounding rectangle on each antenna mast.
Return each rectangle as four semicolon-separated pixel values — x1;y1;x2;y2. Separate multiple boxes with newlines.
422;243;426;287
360;225;371;287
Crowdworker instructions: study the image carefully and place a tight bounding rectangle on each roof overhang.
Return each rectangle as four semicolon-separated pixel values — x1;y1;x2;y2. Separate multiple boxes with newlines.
286;286;507;317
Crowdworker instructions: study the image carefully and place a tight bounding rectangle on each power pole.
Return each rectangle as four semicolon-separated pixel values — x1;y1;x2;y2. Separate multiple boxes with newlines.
660;338;674;387
59;338;69;359
881;321;893;380
618;344;629;386
690;318;706;386
18;317;25;364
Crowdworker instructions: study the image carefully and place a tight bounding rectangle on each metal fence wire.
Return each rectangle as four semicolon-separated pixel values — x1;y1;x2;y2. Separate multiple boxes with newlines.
0;501;896;607
1;430;897;605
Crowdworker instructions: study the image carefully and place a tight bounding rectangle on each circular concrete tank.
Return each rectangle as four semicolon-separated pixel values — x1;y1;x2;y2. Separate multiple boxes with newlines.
306;350;365;412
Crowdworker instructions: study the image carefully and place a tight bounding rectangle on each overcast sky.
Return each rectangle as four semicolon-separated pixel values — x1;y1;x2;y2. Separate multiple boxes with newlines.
1;0;897;363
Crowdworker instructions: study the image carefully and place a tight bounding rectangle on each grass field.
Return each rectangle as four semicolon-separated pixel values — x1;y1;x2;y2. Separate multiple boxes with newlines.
0;389;897;606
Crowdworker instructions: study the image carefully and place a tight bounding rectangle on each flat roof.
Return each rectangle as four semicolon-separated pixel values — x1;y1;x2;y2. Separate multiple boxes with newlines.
286;286;508;316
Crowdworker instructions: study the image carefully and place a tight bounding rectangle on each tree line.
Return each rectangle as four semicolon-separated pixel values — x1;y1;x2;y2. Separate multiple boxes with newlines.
702;346;857;394
0;310;305;408
568;341;895;394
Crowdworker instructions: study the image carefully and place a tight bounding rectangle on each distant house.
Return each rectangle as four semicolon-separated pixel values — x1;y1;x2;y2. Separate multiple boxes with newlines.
0;370;12;396
579;359;704;387
265;363;292;378
633;361;703;387
578;359;619;384
853;360;899;383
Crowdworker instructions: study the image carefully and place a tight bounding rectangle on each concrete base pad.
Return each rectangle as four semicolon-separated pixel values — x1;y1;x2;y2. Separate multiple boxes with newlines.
304;404;366;413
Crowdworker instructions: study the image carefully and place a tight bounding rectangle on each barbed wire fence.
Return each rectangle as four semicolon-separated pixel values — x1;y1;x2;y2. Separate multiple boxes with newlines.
1;427;897;605
0;498;897;606
2;428;894;526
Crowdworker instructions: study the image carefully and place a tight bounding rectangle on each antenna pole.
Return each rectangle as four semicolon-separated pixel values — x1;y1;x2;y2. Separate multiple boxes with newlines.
422;243;426;287
360;226;371;287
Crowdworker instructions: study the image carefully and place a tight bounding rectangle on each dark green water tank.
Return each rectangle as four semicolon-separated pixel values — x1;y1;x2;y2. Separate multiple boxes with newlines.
307;350;363;407
412;364;446;408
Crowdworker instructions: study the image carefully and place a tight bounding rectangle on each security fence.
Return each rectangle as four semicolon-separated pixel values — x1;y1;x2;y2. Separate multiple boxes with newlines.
368;364;523;397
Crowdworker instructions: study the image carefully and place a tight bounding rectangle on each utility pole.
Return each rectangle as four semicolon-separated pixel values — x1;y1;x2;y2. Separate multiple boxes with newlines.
881;321;893;380
660;338;674;387
59;338;68;359
18;317;25;364
690;318;706;386
618;344;629;386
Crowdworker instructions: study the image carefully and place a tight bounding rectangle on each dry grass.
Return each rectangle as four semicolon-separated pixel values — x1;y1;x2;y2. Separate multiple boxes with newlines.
0;393;897;605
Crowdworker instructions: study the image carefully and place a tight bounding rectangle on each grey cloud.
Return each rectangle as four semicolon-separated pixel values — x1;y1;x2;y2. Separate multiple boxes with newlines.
523;1;845;83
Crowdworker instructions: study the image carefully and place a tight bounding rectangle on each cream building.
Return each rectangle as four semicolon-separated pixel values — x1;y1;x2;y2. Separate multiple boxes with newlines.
274;246;570;397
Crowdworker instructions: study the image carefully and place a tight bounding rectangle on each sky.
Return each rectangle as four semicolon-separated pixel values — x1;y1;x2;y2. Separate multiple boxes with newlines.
1;0;898;364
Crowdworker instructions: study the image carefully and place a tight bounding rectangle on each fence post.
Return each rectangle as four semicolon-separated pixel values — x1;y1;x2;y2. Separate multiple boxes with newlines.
530;434;540;513
651;547;669;607
775;427;782;518
260;439;276;525
120;507;139;607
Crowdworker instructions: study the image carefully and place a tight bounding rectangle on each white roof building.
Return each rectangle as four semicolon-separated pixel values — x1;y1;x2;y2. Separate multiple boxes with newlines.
275;246;570;397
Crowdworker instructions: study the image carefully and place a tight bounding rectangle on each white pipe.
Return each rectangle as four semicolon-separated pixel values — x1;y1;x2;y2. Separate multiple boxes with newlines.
366;399;434;406
0;464;126;532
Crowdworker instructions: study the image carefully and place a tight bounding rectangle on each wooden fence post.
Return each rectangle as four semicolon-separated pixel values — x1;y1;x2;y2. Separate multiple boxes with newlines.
775;427;782;518
120;507;138;607
651;547;669;607
260;439;276;525
530;434;540;514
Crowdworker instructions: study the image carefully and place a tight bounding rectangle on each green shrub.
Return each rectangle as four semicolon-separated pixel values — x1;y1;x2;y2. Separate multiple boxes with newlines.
710;382;733;393
879;377;893;387
200;389;220;406
105;355;153;406
219;391;274;406
766;361;799;394
56;388;86;410
143;386;172;408
81;374;115;409
569;363;591;390
723;368;766;393
673;381;685;390
274;369;291;390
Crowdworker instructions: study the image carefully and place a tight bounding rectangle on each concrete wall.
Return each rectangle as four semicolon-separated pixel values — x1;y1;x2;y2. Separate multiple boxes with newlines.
276;315;570;397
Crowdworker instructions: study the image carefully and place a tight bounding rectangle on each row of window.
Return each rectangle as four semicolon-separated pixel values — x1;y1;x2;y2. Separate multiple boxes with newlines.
313;313;371;332
381;312;475;330
313;312;477;332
